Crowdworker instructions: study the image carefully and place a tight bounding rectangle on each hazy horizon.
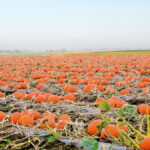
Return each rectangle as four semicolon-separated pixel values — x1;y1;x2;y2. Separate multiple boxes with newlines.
0;0;150;51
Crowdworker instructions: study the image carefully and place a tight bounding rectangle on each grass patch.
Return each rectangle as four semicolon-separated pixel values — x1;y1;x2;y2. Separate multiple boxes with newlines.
0;50;150;56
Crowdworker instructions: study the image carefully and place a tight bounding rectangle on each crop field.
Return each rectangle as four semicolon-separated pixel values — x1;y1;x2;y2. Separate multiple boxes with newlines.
0;51;150;150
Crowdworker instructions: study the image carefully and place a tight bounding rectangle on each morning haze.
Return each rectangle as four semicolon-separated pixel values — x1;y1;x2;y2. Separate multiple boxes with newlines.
0;0;150;51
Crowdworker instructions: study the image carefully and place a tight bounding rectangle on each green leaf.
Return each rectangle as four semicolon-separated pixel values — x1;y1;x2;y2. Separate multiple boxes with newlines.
118;130;131;147
104;117;110;122
118;108;124;115
5;139;11;144
5;104;12;111
59;111;63;115
69;81;74;85
57;134;62;139
81;137;99;150
0;144;6;149
107;93;114;99
98;101;111;112
55;103;60;106
57;66;62;69
80;107;83;111
118;105;138;118
37;63;40;66
119;121;126;126
47;136;56;142
96;117;110;133
124;104;138;118
137;139;142;143
125;105;137;114
25;74;29;78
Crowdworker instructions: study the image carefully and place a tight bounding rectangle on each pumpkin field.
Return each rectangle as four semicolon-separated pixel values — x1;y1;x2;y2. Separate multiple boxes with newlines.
0;51;150;150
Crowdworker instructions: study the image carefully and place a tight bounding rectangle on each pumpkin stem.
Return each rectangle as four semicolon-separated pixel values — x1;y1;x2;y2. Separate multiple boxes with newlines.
126;134;140;149
146;107;150;136
45;122;60;139
113;111;146;138
99;110;104;120
136;115;145;142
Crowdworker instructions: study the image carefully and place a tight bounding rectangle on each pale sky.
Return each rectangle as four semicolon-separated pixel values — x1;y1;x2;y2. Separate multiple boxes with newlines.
0;0;150;51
